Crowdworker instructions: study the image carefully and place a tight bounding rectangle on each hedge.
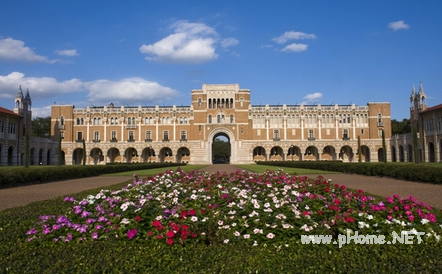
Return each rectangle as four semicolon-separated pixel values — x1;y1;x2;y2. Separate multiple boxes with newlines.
0;163;183;187
257;161;442;184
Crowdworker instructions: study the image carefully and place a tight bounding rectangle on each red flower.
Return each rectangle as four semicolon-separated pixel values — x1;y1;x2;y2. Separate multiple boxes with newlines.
167;238;174;245
200;209;206;214
181;224;189;230
181;210;188;218
302;211;309;216
324;187;330;192
344;217;355;223
147;231;154;237
317;210;323;215
134;216;142;222
188;209;197;216
157;235;164;239
126;229;138;239
152;220;162;227
334;199;341;205
166;230;175;238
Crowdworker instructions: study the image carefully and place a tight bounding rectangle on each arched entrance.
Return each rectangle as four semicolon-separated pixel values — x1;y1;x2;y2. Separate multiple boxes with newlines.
212;134;230;163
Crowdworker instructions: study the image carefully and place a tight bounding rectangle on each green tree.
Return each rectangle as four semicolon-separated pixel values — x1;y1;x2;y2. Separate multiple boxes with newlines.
412;125;419;164
82;139;86;165
25;129;30;167
31;116;51;138
381;129;387;163
357;135;362;163
212;138;230;162
391;118;411;135
57;136;62;166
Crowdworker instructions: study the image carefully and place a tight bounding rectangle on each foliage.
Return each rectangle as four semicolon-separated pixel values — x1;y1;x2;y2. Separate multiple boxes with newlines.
257;161;442;184
391;118;411;135
0;163;183;187
1;169;442;272
82;138;86;165
357;136;362;163
25;129;30;168
57;136;62;166
381;129;387;163
412;124;419;164
31;116;51;138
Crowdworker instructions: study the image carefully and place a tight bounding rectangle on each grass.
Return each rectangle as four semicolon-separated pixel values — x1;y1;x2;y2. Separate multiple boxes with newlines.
104;164;208;176
236;164;339;175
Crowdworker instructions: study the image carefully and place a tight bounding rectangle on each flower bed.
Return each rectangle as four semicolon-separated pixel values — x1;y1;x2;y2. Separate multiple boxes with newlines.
26;168;441;246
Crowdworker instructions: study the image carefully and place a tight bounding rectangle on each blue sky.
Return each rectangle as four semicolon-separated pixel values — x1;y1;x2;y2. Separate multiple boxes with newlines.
1;1;441;120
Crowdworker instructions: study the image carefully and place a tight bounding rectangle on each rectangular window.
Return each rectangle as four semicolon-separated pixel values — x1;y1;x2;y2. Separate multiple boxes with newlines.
129;131;134;141
145;131;151;142
378;129;383;137
343;129;349;140
163;131;169;142
60;131;64;139
180;130;186;141
257;129;261;136
273;130;280;141
77;131;83;141
361;128;365;135
308;129;314;140
0;121;4;138
326;129;330;135
94;131;100;142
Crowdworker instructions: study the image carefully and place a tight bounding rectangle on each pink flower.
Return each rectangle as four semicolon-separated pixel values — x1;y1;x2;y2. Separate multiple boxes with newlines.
127;229;138;239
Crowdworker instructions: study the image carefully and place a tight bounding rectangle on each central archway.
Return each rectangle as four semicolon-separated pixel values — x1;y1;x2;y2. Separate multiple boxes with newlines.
207;128;235;164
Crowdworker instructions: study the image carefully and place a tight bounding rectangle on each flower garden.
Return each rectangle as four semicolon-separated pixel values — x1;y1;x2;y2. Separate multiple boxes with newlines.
26;168;441;247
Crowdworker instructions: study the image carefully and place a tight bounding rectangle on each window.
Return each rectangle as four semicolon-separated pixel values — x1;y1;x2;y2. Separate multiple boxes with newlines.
361;129;365;135
308;129;314;140
273;130;280;141
128;131;134;142
163;131;169;142
60;131;64;139
60;116;65;126
77;132;83;141
378;129;383;137
343;129;349;140
180;130;186;141
198;98;202;107
230;115;234;123
145;131;152;142
0;121;4;138
145;117;153;124
111;131;117;142
94;131;100;142
208;115;212;123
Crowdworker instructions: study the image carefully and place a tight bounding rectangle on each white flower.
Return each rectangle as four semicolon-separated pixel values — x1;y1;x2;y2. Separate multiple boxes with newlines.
224;239;230;244
191;216;198;222
421;219;430;225
218;220;223;226
120;218;130;224
243;234;250;239
266;233;275;239
234;231;240;237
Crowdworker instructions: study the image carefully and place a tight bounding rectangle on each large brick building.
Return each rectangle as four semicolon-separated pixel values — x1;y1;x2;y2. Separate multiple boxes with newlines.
0;86;58;166
391;83;442;162
51;84;392;165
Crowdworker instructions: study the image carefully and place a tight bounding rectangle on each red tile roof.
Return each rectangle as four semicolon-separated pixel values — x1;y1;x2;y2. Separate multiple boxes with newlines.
0;106;22;118
421;103;442;113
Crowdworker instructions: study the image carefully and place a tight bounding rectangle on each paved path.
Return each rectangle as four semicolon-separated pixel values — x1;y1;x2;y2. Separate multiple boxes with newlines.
1;164;441;211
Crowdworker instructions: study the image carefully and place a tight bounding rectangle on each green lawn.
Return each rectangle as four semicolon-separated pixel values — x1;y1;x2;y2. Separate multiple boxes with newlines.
235;164;339;175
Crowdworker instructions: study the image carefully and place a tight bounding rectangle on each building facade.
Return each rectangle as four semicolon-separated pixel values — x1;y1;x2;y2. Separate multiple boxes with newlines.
52;84;391;165
0;86;58;166
391;83;442;162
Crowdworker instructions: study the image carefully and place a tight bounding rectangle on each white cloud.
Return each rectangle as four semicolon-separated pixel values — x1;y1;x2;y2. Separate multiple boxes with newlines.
302;92;323;104
55;49;79;56
388;20;410;31
0;72;180;107
281;43;308;52
220;38;239;48
140;21;238;63
273;31;316;44
84;78;179;104
31;106;52;118
0;37;57;63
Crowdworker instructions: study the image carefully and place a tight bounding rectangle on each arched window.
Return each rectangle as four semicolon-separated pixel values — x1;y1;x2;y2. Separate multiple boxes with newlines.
60;116;65;126
184;117;188;124
198;98;202;107
208;115;212;123
230;115;234;123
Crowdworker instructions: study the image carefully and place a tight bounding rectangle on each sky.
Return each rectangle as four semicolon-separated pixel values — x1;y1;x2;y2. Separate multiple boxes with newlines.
0;1;441;120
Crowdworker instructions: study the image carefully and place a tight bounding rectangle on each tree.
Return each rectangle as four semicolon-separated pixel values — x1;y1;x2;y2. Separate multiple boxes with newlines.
357;135;362;163
31;116;51;138
412;125;419;164
57;135;62;166
391;118;411;135
25;129;30;167
381;129;387;163
82;139;86;165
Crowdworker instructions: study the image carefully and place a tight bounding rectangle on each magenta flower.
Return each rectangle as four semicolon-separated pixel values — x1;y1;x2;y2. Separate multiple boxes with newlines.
127;229;138;239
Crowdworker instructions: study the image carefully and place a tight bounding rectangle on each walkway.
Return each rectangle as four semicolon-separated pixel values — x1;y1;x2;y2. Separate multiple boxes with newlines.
0;164;441;211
